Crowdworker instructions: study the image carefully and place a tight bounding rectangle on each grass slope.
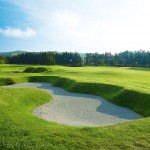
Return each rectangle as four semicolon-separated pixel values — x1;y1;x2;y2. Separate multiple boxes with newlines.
0;87;150;149
0;64;150;149
28;76;150;117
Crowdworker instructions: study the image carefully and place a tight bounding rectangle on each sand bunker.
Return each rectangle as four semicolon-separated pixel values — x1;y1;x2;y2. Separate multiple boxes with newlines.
3;82;142;126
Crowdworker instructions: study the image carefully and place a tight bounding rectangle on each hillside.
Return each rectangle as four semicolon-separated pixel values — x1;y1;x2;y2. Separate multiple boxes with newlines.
0;50;26;57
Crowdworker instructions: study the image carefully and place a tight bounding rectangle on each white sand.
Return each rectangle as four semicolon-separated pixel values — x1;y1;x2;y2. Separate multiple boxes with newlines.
3;82;142;126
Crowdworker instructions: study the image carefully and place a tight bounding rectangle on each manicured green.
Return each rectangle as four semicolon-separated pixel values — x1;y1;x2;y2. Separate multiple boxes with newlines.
0;64;150;149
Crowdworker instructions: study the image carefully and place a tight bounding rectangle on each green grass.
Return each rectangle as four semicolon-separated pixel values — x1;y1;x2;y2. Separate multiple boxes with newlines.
0;65;150;93
0;64;150;149
0;87;150;149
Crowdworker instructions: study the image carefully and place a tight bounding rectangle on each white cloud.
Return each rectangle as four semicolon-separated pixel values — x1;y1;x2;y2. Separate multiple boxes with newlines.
55;10;80;31
0;27;36;38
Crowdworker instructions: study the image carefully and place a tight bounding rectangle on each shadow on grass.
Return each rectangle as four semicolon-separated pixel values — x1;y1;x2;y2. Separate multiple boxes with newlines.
26;75;150;117
28;76;123;99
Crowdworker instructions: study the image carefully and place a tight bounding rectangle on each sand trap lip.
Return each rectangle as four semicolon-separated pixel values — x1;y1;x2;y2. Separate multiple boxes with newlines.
3;82;142;126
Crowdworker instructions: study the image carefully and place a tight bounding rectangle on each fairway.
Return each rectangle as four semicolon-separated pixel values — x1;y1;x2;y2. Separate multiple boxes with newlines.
0;64;150;149
1;65;150;94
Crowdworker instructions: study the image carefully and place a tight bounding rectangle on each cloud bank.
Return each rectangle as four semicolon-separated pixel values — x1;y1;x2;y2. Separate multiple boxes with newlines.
0;27;36;38
1;0;150;52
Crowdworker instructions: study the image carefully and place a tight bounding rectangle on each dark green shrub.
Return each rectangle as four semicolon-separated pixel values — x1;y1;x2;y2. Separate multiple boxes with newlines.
23;67;35;73
0;78;16;86
12;71;20;73
32;67;47;73
23;67;47;73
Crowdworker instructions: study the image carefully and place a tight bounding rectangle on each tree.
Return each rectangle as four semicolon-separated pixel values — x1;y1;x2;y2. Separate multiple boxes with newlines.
0;56;6;64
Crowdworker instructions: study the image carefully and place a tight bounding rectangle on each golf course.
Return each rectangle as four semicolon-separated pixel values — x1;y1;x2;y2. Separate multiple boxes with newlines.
0;64;150;149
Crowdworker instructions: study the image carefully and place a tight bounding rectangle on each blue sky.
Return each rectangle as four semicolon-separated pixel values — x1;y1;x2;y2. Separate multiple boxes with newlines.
1;0;150;53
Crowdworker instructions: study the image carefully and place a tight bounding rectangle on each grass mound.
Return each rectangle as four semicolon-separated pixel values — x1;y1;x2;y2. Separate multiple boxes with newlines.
23;67;34;73
0;78;15;86
23;67;48;73
33;67;48;73
28;76;150;117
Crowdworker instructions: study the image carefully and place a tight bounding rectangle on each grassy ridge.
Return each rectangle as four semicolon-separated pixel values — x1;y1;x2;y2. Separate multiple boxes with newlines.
0;87;150;149
29;76;150;117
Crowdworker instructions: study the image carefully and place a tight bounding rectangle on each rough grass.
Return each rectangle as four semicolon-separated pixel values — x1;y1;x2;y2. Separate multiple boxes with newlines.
0;64;150;149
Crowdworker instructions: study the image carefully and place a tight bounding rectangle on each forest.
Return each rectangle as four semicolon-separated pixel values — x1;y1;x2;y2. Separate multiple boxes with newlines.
0;50;150;67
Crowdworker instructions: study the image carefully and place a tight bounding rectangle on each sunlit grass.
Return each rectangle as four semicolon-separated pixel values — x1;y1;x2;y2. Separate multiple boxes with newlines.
0;65;150;93
0;87;150;149
0;64;150;149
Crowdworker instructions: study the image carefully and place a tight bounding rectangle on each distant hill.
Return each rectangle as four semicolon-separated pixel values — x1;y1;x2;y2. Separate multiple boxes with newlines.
0;50;26;57
0;51;87;58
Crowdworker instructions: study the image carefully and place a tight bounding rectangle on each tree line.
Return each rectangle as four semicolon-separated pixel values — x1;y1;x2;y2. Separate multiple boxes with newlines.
7;52;83;66
85;50;150;67
0;50;150;67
